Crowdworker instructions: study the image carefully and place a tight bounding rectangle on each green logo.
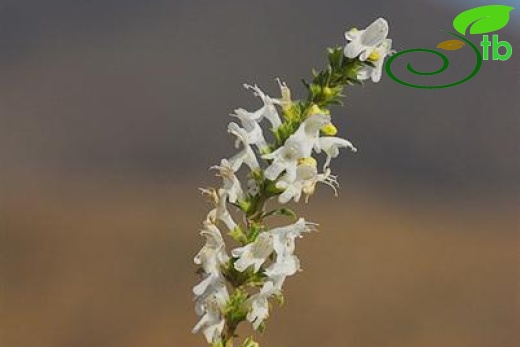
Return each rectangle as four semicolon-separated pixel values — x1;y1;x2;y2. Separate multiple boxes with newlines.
386;5;515;89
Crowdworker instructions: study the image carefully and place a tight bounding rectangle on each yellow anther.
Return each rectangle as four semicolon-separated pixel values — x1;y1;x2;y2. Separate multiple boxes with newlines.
321;123;338;136
298;157;317;167
307;104;329;116
368;51;381;61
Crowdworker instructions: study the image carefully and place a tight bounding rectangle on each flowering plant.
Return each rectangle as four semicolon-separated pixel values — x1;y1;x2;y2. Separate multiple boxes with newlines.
192;18;394;347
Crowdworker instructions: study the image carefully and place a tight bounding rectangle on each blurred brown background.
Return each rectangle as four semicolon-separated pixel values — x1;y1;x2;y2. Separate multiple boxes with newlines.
1;1;519;347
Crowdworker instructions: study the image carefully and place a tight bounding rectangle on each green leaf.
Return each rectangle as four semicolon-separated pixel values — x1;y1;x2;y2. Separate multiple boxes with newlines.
452;5;514;35
263;207;297;220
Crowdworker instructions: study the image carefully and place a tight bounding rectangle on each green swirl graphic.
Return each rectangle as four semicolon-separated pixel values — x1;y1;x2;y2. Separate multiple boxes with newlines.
385;31;482;89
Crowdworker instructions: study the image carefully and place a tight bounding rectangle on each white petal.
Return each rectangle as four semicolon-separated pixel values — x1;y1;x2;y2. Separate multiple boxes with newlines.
193;274;214;296
318;136;357;156
344;41;365;59
278;183;301;204
356;66;372;81
359;47;376;61
232;233;273;272
361;17;388;47
371;63;383;83
243;147;260;171
246;281;275;330
263;159;287;181
192;298;225;344
264;104;282;130
345;28;362;41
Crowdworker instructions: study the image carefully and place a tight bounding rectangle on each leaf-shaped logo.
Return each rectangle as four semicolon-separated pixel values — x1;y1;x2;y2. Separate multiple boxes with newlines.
437;39;465;51
453;5;515;35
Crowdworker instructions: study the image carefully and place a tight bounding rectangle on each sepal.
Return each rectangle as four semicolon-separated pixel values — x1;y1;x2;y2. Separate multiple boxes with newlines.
224;288;249;327
228;226;247;244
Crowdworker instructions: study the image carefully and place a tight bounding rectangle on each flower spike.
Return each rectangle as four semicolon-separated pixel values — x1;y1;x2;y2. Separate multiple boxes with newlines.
192;17;394;347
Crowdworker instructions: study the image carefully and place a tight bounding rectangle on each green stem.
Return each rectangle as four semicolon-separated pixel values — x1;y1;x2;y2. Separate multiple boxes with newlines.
246;177;274;226
247;193;268;225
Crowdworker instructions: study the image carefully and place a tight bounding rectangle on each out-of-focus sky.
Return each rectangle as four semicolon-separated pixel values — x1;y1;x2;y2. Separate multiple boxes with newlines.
1;1;518;347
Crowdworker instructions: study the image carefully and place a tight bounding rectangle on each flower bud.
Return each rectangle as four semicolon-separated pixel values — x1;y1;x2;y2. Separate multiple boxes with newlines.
322;86;333;97
307;104;329;117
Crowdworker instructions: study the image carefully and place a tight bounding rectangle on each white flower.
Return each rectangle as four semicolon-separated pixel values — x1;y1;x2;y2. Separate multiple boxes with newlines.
192;223;229;298
202;188;238;231
234;219;316;330
226;123;260;172
241;83;283;130
231;232;273;272
228;113;268;151
344;18;389;61
192;223;230;344
275;157;339;203
232;219;315;273
246;281;276;330
263;219;316;291
357;39;394;83
270;218;316;257
194;278;229;316
315;136;357;170
211;159;244;204
262;113;331;181
192;294;227;344
194;222;229;275
264;254;300;291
